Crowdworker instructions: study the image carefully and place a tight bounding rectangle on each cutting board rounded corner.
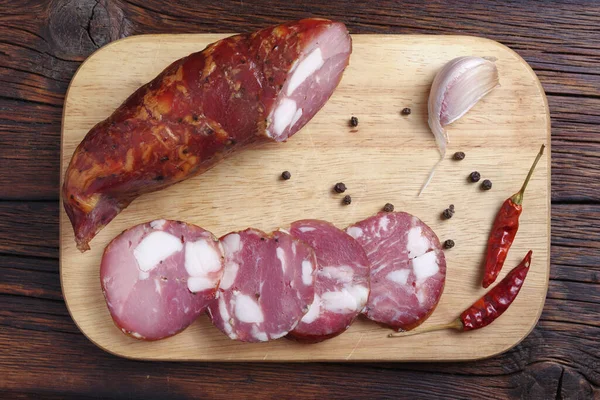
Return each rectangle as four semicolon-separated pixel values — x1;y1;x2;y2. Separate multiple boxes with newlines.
476;35;550;112
60;33;551;362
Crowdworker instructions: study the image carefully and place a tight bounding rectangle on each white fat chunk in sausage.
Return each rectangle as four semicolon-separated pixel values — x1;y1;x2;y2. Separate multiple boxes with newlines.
300;294;321;324
185;239;222;275
416;289;427;305
150;219;167;229
273;98;297;136
321;290;358;313
138;270;149;280
346;226;364;239
218;296;234;336
378;215;390;231
348;285;370;308
276;247;286;273
407;226;431;259
221;233;242;256
412;251;439;283
290;108;303;128
219;261;239;290
287;48;324;95
251;325;268;342
129;331;144;339
187;276;216;292
234;294;264;323
320;265;354;283
133;231;183;272
269;331;288;340
302;260;313;285
386;269;410;285
298;226;315;233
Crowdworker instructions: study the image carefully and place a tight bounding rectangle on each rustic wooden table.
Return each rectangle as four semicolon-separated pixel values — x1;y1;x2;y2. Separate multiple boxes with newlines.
1;1;598;398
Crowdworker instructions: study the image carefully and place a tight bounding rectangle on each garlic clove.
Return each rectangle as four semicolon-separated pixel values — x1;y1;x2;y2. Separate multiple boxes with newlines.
438;59;499;126
420;56;499;196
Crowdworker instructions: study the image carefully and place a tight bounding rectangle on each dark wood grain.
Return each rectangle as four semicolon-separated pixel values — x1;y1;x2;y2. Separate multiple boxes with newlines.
0;0;598;398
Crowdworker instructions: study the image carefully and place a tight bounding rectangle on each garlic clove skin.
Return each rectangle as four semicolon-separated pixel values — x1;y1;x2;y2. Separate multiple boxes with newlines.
420;56;499;196
428;109;448;158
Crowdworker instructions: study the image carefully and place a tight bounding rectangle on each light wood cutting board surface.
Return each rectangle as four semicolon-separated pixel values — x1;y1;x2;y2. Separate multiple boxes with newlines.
60;33;550;361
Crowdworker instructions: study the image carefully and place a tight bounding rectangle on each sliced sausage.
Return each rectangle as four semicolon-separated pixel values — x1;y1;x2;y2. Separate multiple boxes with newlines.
346;212;446;331
207;229;316;342
63;19;352;251
100;220;224;340
287;219;370;343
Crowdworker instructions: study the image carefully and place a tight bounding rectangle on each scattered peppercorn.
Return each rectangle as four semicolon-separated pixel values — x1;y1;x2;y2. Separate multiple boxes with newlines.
469;171;481;182
383;203;394;212
453;151;465;160
442;204;455;219
444;239;455;249
350;116;359;127
334;182;347;193
442;208;454;219
281;171;291;180
342;195;352;205
401;107;411;115
481;179;493;190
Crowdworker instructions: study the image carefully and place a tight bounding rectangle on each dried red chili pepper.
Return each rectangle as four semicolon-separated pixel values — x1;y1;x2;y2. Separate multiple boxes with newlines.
388;250;532;337
482;144;544;288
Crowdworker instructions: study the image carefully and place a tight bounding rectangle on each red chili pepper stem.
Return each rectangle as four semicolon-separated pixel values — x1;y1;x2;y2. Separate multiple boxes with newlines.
511;144;545;206
387;319;463;338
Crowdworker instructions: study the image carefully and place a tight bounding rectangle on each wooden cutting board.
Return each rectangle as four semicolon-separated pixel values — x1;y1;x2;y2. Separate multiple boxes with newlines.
60;34;550;361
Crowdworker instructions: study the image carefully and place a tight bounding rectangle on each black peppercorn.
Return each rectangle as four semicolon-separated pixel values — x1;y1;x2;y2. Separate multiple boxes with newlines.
453;152;465;160
469;171;481;182
383;203;394;212
401;108;411;115
481;179;492;190
349;116;359;127
281;171;291;180
444;239;455;249
342;195;352;205
449;204;455;212
442;208;453;219
334;182;347;193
